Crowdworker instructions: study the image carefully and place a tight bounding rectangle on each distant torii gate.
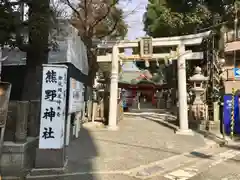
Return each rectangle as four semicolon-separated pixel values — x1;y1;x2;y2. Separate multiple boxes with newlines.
98;31;211;135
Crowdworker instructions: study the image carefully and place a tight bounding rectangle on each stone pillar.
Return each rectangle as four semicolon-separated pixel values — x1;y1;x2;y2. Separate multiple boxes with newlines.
91;89;98;122
15;101;29;142
213;102;219;122
176;44;193;135
166;90;172;109
75;110;83;138
92;101;98;122
87;87;93;121
99;97;104;120
156;90;161;109
137;92;140;110
108;45;119;130
28;100;40;137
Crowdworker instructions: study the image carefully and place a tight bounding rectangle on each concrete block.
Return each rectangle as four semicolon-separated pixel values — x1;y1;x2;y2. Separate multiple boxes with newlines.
1;137;38;177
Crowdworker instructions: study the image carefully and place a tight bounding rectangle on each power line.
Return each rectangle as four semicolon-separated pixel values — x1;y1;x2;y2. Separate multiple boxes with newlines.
197;21;228;32
197;15;240;33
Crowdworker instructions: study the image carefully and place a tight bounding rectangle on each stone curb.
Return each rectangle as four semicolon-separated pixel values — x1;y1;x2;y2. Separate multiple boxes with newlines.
197;131;240;148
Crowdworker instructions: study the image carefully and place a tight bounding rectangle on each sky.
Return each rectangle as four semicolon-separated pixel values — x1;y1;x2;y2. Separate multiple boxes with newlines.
119;0;147;40
118;0;148;71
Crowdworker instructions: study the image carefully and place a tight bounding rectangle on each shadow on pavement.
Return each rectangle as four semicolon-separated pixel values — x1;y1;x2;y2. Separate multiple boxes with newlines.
137;111;179;131
131;110;240;162
95;138;182;155
227;156;240;163
139;112;234;148
66;127;99;180
139;113;217;160
143;115;178;132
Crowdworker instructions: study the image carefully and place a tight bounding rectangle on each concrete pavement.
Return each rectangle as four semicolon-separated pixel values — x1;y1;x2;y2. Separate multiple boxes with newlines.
187;150;240;180
65;112;207;172
26;110;240;180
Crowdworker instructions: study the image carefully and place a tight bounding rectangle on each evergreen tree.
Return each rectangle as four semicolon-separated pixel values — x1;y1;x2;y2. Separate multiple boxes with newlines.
0;0;51;100
143;0;239;37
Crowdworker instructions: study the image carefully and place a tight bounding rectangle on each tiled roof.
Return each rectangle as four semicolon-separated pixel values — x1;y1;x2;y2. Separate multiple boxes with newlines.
119;70;164;85
119;71;142;83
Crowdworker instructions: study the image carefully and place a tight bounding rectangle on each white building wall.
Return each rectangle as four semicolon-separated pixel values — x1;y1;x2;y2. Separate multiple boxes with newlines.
66;25;88;75
2;21;89;75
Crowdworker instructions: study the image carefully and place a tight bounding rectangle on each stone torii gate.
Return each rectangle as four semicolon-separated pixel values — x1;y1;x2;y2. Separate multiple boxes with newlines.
97;31;211;135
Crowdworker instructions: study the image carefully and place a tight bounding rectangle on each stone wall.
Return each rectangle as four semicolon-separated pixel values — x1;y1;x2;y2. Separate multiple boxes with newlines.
1;137;37;177
2;100;40;177
5;100;40;141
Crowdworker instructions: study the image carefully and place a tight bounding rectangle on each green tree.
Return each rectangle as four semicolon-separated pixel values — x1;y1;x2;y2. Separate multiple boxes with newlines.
143;0;211;37
143;0;240;38
0;1;51;100
22;0;51;100
141;0;240;87
0;1;18;46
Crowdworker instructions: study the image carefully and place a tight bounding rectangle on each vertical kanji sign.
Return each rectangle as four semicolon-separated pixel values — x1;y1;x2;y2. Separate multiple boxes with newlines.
68;78;85;113
39;64;67;149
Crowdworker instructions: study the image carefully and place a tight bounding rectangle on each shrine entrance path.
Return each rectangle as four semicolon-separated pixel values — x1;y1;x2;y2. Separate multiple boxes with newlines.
63;110;213;179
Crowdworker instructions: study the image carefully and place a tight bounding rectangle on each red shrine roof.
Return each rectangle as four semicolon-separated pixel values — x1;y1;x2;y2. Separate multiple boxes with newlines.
118;70;166;90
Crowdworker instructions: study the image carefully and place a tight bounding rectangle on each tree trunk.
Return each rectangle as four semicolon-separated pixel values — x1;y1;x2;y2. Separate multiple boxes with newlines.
21;0;50;101
81;36;98;121
82;35;98;80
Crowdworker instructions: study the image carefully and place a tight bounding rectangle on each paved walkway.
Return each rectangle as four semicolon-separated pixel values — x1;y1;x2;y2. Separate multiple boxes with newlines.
67;112;206;171
189;152;240;180
27;110;218;180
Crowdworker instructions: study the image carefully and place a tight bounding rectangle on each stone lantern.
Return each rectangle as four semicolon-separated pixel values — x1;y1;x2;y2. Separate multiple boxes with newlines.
91;72;107;123
189;66;209;124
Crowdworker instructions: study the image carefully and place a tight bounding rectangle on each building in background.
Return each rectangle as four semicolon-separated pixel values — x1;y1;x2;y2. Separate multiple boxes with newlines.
222;27;240;93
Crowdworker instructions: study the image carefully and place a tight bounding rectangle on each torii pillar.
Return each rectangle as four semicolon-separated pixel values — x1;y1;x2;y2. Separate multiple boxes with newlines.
175;43;193;135
108;45;119;130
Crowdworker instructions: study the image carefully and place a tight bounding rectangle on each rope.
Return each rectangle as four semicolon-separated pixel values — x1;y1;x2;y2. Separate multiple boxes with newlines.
231;88;235;139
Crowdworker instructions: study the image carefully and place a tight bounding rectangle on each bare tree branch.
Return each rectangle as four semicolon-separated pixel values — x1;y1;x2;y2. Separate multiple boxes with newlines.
61;0;85;26
83;0;88;33
50;0;68;18
122;2;141;18
90;0;120;29
97;18;120;39
91;0;138;38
